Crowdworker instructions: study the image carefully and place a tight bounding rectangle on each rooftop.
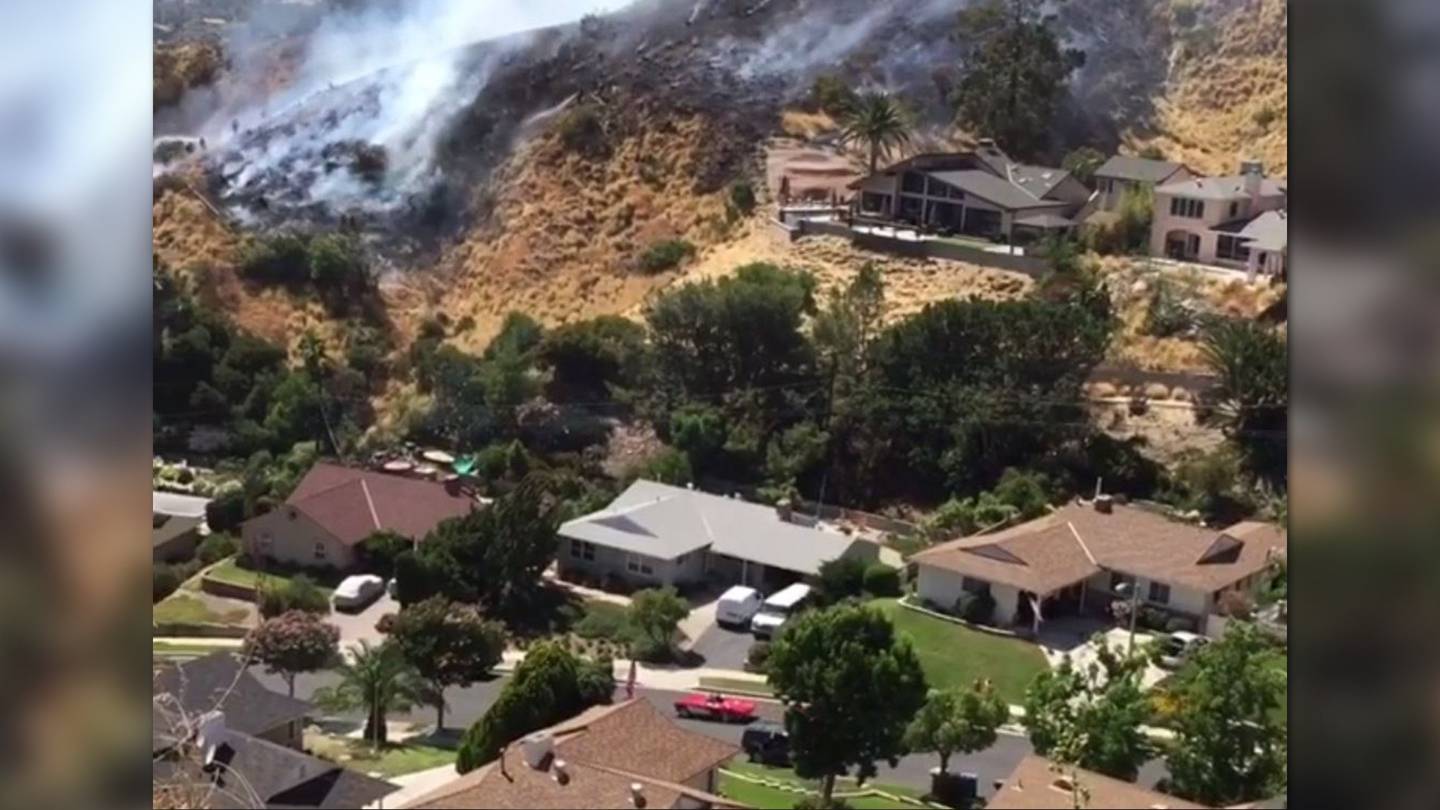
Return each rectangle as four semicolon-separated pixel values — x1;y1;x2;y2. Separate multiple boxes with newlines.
987;755;1206;809
912;501;1286;595
1156;174;1287;201
403;699;742;809
152;652;314;750
280;462;478;545
153;512;203;549
560;480;870;576
1095;155;1189;184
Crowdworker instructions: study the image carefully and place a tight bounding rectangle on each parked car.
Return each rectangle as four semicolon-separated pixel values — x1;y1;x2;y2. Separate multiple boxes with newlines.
1157;630;1209;669
673;692;758;723
741;721;791;766
750;582;812;639
332;574;385;611
716;585;763;628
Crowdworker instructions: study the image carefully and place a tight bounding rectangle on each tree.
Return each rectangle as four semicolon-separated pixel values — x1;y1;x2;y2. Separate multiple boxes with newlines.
243;611;340;697
838;91;913;174
1062;146;1106;187
406;477;560;618
1022;638;1151;780
1164;624;1287;806
313;640;427;749
1200;318;1288;484
539;315;648;401
206;487;246;533
952;0;1085;159
814;556;869;605
257;575;330;619
456;641;606;772
388;597;506;730
904;680;1009;774
355;530;413;577
626;587;690;661
768;603;928;804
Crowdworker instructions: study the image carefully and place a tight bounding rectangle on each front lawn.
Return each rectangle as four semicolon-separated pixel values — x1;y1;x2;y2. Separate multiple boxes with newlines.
719;762;925;809
306;732;457;779
206;557;337;595
153;593;250;627
870;598;1048;705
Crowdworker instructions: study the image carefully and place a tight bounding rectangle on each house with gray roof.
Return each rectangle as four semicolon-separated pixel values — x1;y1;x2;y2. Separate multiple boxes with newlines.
848;140;1090;246
558;480;879;591
1149;160;1289;276
1090;154;1194;214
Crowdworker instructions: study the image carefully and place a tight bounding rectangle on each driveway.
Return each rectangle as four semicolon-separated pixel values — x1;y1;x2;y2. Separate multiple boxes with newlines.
328;592;398;648
1037;619;1169;689
689;623;756;671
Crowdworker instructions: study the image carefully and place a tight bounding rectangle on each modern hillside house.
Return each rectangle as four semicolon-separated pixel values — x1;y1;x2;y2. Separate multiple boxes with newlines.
849;140;1090;245
1089;154;1194;213
1150;160;1289;276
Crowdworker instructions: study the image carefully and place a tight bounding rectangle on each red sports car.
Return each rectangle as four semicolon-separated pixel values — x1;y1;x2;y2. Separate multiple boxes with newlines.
673;692;758;723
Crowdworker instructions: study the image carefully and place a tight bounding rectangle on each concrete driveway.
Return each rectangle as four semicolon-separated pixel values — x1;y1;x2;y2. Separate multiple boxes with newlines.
689;623;756;671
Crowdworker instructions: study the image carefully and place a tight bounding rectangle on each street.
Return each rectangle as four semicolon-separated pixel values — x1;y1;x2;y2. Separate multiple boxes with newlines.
259;666;1171;800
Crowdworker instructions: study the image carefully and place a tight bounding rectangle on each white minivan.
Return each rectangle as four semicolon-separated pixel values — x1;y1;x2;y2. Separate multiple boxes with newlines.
716;585;763;628
750;582;813;639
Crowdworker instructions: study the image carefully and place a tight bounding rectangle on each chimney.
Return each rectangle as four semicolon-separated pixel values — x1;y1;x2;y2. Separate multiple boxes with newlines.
196;710;227;767
552;758;570;785
776;498;793;523
1094;494;1114;514
630;782;647;808
1240;160;1263;201
520;731;554;770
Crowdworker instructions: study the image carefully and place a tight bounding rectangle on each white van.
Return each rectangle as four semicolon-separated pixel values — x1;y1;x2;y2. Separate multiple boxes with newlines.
750;583;813;639
716;585;763;628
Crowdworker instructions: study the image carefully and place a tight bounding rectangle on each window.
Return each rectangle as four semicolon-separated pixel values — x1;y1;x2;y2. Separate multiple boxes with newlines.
901;172;926;193
1229;201;1240;218
1216;235;1251;262
313;541;326;561
570;540;595;561
1169;197;1205;218
258;532;273;550
1148;582;1171;604
961;577;991;596
626;554;654;576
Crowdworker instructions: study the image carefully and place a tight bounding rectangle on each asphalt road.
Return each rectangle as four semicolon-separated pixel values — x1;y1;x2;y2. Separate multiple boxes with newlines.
264;668;1169;799
688;622;757;670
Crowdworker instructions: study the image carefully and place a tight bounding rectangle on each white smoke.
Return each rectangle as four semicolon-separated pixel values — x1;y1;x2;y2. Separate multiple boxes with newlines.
203;0;630;216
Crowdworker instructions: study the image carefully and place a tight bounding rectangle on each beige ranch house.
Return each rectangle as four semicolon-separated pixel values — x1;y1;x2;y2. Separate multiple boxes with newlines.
911;497;1285;635
241;462;478;572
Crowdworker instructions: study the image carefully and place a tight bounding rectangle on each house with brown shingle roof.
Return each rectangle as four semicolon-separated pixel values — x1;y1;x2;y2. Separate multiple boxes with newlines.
240;462;479;572
402;698;744;809
987;754;1207;809
911;497;1285;633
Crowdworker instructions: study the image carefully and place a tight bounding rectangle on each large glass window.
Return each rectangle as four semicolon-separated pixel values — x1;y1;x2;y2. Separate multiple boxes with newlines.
901;172;926;193
1216;235;1252;261
1169;197;1205;218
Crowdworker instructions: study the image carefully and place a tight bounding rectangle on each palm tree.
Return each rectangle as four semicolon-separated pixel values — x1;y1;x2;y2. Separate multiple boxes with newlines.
839;91;913;174
313;640;428;749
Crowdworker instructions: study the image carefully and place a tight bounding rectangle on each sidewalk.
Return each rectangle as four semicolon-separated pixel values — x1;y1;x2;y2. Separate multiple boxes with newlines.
367;762;459;809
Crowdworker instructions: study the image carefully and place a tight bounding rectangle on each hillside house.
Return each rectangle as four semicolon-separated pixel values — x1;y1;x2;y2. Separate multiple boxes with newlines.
240;462;478;572
1150;161;1289;276
1089;154;1193;213
910;497;1286;635
849;140;1090;246
558;480;879;592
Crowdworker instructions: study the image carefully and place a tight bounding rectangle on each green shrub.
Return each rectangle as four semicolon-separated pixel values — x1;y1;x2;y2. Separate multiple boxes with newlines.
154;565;182;603
258;575;330;618
638;239;696;274
577;655;616;705
1136;605;1170;632
355;530;412;577
206;487;246;533
955;591;996;624
746;640;772;673
815;556;869;604
240;232;311;284
196;533;237;566
574;602;632;641
729;180;757;217
861;563;902;597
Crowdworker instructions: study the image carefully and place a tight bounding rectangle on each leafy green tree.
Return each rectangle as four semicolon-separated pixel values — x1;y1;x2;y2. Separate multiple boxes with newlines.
484;312;545;362
1201;318;1288;484
257;575;329;619
904;680;1009;774
765;422;830;492
206;487;246;533
1164;624;1287;806
196;533;237;566
355;530;413;578
1022;638;1151;780
540;315;648;400
243;611;340;697
313;640;427;748
768;603;928;804
626;587;690;661
406;478;560;619
457;641;606;771
814;556;870;605
629;447;693;486
838;91;913;174
810;74;858;116
952;0;1085;159
1062;146;1106;186
388;597;507;730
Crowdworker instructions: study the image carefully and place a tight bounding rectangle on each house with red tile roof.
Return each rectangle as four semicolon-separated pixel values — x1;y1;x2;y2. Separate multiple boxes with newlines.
402;698;743;809
911;496;1285;634
240;462;479;572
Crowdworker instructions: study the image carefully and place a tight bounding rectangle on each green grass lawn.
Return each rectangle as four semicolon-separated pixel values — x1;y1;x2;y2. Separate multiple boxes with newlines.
306;732;457;779
719;762;925;809
153;593;250;626
871;598;1048;705
152;640;241;660
206;557;336;595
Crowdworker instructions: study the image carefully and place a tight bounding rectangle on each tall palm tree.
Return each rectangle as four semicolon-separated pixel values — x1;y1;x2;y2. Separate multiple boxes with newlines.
313;640;428;749
839;91;913;174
